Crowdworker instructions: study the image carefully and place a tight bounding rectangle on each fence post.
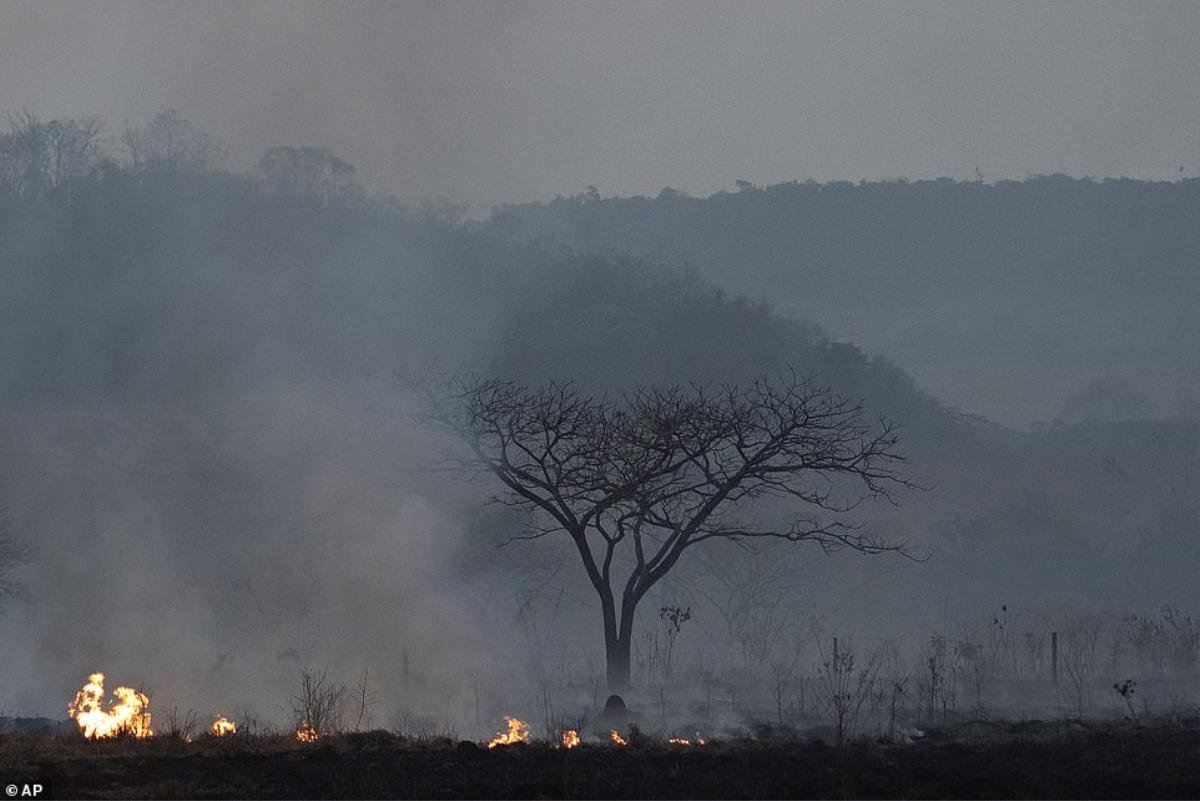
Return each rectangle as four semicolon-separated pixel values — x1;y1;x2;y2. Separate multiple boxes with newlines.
1050;631;1058;686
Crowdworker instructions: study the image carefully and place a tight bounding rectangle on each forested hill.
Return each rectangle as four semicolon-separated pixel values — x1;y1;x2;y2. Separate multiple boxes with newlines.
485;177;1200;426
0;156;944;440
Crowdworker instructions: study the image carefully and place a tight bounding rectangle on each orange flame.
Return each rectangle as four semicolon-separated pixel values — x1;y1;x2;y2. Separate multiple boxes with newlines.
209;716;237;737
609;729;628;746
487;716;530;748
67;672;153;739
296;723;319;742
561;729;581;749
667;736;692;746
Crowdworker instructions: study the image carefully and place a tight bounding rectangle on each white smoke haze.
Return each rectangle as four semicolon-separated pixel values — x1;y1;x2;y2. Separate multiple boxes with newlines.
0;2;1197;743
3;2;1200;211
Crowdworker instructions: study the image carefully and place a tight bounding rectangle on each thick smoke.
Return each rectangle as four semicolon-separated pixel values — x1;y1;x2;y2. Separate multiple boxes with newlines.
0;100;1196;736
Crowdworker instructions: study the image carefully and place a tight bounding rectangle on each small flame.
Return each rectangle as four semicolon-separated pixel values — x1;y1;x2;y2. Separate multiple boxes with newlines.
209;716;237;737
561;729;581;749
67;672;153;739
667;736;692;746
487;716;530;749
609;729;628;746
296;724;319;743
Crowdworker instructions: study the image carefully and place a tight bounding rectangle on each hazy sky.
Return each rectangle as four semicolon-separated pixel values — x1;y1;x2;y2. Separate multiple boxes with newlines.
2;0;1199;212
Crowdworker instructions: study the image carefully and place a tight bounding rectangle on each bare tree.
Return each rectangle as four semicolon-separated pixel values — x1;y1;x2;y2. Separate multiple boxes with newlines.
44;116;107;190
0;109;108;199
0;109;50;198
122;110;224;173
417;195;468;227
421;371;913;690
256;145;360;203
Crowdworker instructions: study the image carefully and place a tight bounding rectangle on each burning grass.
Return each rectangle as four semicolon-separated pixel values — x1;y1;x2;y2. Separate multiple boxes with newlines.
485;716;530;749
209;717;237;737
294;725;319;743
19;666;1198;797
67;673;152;740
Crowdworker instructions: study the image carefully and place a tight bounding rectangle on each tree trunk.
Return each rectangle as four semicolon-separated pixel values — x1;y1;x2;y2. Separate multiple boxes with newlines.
604;592;639;692
605;632;632;692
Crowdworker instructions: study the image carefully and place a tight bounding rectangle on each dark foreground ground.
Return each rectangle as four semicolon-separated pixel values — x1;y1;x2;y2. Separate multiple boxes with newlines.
2;719;1198;799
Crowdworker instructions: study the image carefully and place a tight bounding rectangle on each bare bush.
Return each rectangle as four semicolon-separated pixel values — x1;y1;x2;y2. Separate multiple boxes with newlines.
161;707;199;741
351;669;380;732
391;704;457;740
916;634;957;721
886;676;911;741
767;641;804;727
291;668;346;736
1123;606;1200;678
1058;612;1103;717
817;640;881;746
234;709;274;736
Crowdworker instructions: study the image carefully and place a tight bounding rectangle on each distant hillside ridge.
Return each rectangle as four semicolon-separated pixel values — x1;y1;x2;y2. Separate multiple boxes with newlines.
486;176;1200;298
484;176;1200;425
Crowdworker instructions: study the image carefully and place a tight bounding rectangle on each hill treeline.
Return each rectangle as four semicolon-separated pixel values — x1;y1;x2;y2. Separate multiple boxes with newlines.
489;177;1200;298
